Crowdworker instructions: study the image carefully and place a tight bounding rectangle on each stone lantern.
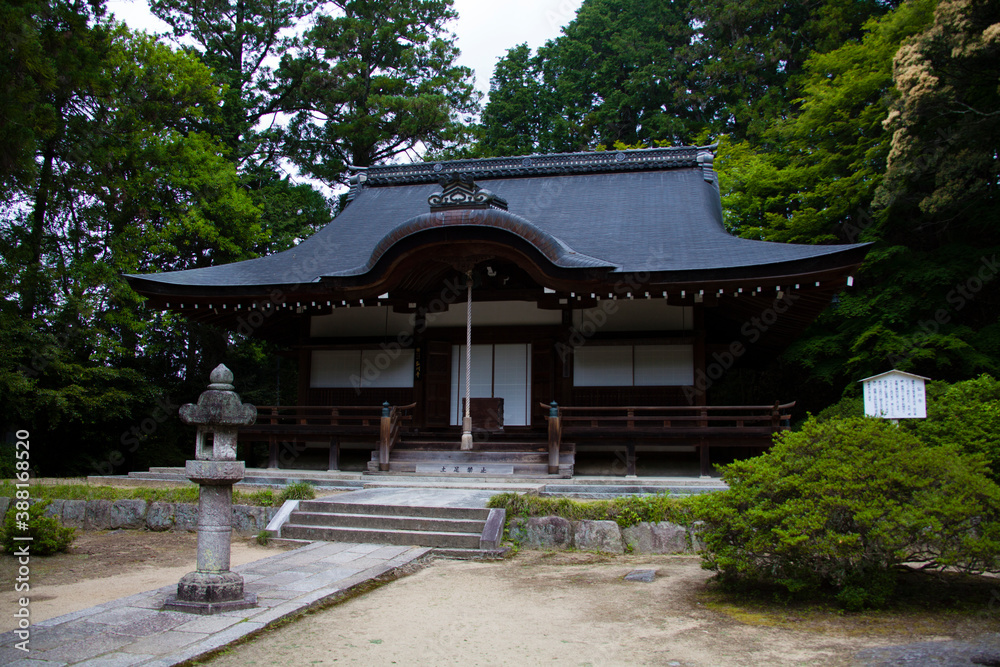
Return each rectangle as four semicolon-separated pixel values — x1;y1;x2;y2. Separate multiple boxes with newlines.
164;364;258;614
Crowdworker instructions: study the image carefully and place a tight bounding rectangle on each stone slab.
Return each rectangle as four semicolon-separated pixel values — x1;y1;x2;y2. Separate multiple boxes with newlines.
622;521;689;554
624;569;657;583
573;520;625;553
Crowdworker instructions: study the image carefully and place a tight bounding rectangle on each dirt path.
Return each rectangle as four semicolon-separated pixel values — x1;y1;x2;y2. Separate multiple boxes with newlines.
2;536;997;665
201;551;997;667
0;530;289;633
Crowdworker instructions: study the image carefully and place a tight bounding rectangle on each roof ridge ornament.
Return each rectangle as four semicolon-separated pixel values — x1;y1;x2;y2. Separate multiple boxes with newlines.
429;173;509;212
697;147;717;184
345;166;368;203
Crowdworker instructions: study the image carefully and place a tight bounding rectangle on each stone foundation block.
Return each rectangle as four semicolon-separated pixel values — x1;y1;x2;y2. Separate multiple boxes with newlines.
85;499;113;530
147;502;175;531
173;503;199;532
573;520;624;553
110;499;147;529
232;505;267;535
61;500;87;528
510;516;573;549
43;499;65;521
622;521;689;554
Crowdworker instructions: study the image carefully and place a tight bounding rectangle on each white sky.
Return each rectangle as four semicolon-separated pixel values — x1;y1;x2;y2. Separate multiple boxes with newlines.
104;0;585;96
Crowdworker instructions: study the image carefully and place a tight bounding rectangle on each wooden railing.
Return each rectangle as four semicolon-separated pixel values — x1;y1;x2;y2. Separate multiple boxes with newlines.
378;402;416;472
240;403;414;470
541;401;795;476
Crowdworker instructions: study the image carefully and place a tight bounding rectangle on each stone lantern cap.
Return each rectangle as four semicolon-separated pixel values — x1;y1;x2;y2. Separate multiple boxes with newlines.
179;364;256;428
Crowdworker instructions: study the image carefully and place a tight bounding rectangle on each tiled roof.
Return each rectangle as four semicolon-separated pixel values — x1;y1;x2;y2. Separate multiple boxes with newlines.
126;146;868;291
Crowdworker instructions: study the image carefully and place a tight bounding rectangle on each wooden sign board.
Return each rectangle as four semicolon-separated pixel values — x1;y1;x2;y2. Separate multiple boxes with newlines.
859;370;929;420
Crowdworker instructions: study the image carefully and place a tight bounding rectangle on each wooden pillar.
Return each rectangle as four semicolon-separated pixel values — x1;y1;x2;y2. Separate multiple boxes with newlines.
379;402;392;472
558;307;574;405
699;437;711;478
328;437;340;471
692;303;707;407
268;436;278;469
626;442;636;478
547;402;561;475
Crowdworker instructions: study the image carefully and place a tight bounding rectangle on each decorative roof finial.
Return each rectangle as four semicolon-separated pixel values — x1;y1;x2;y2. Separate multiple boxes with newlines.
429;173;508;212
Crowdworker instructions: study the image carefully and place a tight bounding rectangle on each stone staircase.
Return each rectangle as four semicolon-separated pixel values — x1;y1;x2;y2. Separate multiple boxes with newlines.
275;498;507;560
368;438;575;478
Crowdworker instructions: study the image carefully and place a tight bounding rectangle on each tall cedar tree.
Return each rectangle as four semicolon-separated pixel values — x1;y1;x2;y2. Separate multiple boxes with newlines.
479;0;702;154
477;0;899;155
149;0;331;252
278;0;479;186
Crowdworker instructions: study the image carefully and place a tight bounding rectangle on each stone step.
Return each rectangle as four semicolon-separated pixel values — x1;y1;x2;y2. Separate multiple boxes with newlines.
146;467;364;481
267;537;313;548
382;461;571;477
397;441;550;452
389;450;557;463
280;524;482;549
296;501;490;521
288;511;486;534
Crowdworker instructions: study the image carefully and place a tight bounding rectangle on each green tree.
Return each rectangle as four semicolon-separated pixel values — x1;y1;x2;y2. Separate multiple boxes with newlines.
877;0;1000;245
706;0;1000;405
149;0;330;252
0;23;266;475
0;0;64;195
902;374;1000;481
479;0;704;154
689;0;902;141
279;0;479;186
716;0;937;244
476;44;552;157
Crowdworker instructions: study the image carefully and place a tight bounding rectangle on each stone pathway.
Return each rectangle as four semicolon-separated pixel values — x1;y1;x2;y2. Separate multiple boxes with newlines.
0;541;429;666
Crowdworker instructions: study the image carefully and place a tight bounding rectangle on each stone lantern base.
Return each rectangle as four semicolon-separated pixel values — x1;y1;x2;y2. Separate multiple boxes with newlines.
164;571;257;615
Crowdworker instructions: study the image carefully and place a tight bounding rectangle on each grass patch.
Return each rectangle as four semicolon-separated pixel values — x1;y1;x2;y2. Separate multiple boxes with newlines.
0;481;286;507
486;492;694;528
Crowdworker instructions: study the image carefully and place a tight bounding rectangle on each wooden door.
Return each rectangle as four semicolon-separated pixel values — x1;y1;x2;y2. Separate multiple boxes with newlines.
424;340;452;426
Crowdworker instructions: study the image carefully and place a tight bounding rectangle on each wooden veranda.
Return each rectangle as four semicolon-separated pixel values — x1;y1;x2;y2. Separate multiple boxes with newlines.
237;401;794;478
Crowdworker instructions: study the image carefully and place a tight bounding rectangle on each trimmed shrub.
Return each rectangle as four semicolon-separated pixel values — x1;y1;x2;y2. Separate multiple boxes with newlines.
901;374;1000;481
1;500;75;556
692;417;1000;610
